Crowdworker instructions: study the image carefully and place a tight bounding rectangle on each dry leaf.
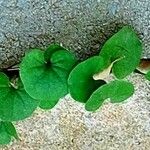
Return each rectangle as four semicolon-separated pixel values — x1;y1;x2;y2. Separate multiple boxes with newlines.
136;59;150;74
93;57;124;80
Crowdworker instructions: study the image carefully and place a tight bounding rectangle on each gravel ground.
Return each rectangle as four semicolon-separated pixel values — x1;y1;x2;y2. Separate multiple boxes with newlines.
0;0;150;68
1;73;150;150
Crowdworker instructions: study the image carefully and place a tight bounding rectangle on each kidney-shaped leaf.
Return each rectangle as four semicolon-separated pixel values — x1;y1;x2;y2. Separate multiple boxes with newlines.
20;44;77;109
68;56;106;103
99;26;142;79
0;122;18;145
0;73;38;121
85;80;134;111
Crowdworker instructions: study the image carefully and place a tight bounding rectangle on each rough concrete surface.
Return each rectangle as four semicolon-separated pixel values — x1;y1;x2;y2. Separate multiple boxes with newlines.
0;0;150;68
1;73;150;150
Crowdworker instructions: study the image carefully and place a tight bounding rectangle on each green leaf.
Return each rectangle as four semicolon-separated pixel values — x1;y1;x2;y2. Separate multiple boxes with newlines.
99;26;142;79
68;56;106;103
3;122;19;140
85;80;134;111
0;133;11;145
0;121;18;145
44;44;66;63
39;99;58;110
0;73;39;121
20;45;77;109
145;71;150;81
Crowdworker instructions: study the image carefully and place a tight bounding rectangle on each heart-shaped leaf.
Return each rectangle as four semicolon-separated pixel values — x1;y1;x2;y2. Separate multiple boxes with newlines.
0;73;38;121
68;56;106;103
85;80;134;111
0;121;18;145
99;26;142;79
20;44;77;109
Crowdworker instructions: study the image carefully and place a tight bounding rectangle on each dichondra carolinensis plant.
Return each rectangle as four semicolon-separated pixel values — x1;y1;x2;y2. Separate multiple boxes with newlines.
0;26;149;145
20;44;77;109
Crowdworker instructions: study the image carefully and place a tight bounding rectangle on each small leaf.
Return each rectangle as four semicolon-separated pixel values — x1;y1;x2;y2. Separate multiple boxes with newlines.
39;99;58;110
44;44;66;63
145;71;150;81
68;56;106;103
20;45;77;109
0;133;11;145
85;80;134;111
99;26;142;79
0;121;18;145
0;72;38;121
93;57;123;80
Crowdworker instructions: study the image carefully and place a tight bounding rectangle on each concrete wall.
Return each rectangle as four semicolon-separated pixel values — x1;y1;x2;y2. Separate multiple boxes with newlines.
0;0;150;68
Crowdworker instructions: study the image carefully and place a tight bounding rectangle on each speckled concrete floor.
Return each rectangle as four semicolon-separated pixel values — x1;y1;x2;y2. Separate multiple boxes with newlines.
0;0;150;68
1;73;150;150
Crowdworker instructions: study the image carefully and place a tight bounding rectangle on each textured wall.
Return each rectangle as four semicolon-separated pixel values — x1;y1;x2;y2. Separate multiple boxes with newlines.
0;0;150;68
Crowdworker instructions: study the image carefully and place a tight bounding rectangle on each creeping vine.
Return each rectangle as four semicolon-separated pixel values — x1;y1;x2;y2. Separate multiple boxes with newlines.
0;26;149;145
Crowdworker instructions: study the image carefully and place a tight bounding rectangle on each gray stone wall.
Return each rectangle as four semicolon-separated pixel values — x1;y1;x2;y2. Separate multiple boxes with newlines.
0;0;150;68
